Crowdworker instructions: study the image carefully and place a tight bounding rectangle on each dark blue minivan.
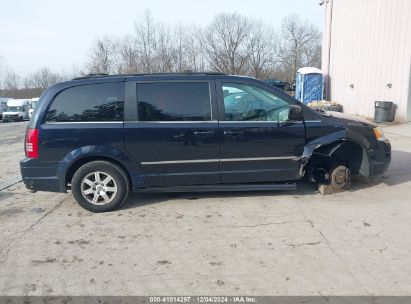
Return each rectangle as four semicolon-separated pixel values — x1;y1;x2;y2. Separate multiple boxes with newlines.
20;73;391;212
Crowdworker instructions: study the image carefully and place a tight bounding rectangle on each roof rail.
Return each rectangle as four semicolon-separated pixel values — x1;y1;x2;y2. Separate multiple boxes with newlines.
72;73;109;80
71;71;226;80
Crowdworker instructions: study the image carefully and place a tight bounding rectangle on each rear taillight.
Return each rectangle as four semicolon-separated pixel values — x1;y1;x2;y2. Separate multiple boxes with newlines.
26;128;39;158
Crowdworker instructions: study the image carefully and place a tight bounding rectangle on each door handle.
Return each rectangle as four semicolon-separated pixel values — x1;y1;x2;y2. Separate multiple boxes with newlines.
194;131;215;136
224;130;241;136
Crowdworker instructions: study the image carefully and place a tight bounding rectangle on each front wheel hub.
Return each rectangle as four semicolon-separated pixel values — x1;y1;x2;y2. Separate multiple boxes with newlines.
330;165;351;188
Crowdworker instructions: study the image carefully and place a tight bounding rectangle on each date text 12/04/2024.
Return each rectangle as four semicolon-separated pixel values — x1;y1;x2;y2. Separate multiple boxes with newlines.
149;296;257;303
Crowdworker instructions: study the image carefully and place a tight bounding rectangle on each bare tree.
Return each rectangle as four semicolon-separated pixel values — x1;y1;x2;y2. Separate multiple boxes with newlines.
0;55;5;92
183;26;207;72
24;67;61;89
84;11;321;83
4;70;21;91
202;13;251;74
247;21;276;79
87;36;115;74
155;23;176;72
274;14;321;82
174;24;186;72
134;10;157;73
304;43;322;68
115;35;140;73
3;11;324;96
60;65;87;81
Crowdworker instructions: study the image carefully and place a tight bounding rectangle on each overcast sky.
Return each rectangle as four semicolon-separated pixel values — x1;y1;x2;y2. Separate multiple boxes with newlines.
0;0;324;76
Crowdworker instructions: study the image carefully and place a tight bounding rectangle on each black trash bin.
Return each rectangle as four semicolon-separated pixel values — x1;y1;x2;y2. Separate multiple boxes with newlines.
374;101;395;123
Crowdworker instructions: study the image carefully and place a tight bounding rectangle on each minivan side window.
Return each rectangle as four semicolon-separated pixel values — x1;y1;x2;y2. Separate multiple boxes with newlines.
222;83;291;122
46;83;124;122
137;82;211;121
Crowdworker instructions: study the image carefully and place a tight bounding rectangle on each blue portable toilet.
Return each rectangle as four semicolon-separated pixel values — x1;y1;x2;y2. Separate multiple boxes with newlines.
295;67;324;103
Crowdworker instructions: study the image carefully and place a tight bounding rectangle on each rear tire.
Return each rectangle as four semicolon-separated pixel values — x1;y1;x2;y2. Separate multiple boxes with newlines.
71;161;129;212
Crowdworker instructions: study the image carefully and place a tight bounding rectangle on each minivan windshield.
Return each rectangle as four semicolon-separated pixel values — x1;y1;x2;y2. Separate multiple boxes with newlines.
7;106;22;112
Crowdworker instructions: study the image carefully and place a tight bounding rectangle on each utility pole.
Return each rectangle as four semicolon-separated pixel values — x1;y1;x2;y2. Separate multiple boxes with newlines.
320;0;333;100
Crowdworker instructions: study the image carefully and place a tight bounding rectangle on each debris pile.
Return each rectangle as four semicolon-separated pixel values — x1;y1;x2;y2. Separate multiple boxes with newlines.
308;100;343;112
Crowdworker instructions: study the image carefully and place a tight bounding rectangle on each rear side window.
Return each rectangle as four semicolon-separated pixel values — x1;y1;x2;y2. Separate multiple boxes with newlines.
137;82;211;121
46;83;124;122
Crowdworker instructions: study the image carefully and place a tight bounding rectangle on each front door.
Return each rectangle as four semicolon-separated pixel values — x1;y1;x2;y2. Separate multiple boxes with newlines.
124;80;220;187
216;79;306;184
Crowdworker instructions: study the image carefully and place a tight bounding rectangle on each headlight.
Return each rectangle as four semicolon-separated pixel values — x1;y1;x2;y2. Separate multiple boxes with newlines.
373;127;385;141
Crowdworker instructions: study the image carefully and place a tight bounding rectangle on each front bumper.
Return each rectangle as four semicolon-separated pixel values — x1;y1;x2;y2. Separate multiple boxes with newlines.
3;115;20;121
368;140;391;176
20;158;66;193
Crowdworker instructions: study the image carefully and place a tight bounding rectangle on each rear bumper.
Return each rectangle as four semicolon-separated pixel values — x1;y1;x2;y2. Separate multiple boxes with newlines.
20;158;66;193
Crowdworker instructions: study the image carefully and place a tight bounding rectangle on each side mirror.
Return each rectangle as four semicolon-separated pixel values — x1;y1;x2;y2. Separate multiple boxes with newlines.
288;105;303;121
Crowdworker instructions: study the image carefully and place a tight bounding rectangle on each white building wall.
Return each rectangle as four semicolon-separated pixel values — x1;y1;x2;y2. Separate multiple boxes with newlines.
322;0;411;121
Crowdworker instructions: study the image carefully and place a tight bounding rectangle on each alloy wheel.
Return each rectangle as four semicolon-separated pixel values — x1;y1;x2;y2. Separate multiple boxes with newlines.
80;171;118;205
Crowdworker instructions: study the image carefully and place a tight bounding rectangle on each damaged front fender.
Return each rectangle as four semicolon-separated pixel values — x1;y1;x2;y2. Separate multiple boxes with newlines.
297;129;372;179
